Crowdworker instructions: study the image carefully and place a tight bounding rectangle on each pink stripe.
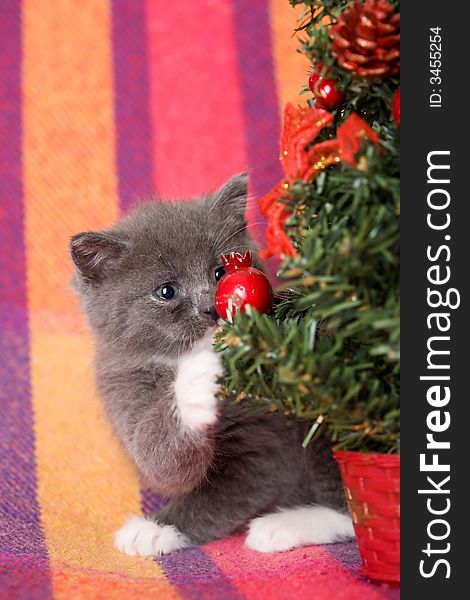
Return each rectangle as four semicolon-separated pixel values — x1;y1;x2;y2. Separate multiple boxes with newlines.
145;0;247;199
204;536;394;600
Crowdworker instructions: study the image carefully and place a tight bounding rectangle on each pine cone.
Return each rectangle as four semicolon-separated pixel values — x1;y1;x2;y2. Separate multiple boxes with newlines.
330;0;400;78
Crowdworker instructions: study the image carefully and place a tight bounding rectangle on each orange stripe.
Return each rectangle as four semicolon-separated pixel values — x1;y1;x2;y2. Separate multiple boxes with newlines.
269;0;310;110
51;563;181;600
22;0;171;587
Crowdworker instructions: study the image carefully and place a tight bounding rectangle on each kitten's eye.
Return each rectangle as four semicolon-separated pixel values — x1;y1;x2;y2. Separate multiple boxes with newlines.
214;266;226;282
154;284;177;301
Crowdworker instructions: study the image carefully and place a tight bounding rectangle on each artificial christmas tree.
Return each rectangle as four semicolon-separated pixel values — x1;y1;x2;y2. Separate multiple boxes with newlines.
216;0;400;582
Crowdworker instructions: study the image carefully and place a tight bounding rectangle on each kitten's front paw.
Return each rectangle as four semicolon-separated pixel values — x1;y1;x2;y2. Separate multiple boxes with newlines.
115;515;190;556
174;349;223;432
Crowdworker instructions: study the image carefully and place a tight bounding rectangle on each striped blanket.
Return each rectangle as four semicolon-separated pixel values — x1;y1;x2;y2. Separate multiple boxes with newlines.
0;1;399;598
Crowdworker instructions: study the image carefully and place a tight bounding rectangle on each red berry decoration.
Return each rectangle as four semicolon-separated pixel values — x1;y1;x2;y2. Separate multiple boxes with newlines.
392;87;400;126
308;68;345;111
215;251;273;321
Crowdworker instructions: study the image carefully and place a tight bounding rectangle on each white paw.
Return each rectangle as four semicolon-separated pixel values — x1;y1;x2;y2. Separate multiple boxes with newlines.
245;506;354;553
174;348;223;432
114;515;190;556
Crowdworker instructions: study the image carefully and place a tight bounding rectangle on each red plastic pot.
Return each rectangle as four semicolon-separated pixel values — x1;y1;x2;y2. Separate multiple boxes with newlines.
334;450;400;583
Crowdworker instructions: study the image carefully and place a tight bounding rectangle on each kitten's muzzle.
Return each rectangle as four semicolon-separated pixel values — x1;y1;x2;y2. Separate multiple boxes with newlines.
199;302;219;324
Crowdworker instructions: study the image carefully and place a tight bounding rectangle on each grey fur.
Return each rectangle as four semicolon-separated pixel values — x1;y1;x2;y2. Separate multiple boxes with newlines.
70;174;347;547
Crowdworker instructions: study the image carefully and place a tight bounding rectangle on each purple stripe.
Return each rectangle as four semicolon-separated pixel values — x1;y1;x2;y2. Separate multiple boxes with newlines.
325;541;362;572
0;554;51;600
231;0;283;251
111;0;155;213
141;489;245;600
0;1;51;596
326;542;400;599
140;488;167;515
157;547;244;600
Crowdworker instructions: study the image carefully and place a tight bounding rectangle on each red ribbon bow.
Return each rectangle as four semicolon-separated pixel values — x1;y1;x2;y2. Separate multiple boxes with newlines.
259;103;379;259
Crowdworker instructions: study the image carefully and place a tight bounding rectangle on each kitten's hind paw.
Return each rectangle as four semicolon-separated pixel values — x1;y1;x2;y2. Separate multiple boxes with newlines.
174;348;223;432
246;506;354;553
115;515;190;556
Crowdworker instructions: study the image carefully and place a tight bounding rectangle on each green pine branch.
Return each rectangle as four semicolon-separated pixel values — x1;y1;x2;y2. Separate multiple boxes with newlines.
216;0;400;454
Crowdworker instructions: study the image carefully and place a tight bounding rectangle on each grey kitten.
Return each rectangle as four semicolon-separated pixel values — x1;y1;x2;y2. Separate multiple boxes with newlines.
70;174;353;555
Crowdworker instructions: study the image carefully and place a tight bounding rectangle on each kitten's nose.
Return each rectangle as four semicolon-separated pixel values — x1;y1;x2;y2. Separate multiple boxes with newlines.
199;302;219;323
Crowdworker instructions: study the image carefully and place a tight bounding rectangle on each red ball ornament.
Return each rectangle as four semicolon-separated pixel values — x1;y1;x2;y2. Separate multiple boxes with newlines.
215;251;273;321
308;69;345;111
392;87;400;126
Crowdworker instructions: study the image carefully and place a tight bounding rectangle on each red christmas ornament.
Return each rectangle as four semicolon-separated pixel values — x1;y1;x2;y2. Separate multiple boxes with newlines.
392;87;400;126
215;251;273;321
308;69;345;111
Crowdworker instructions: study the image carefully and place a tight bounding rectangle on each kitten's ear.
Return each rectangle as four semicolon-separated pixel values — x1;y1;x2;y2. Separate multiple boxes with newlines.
209;173;248;221
70;231;131;283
